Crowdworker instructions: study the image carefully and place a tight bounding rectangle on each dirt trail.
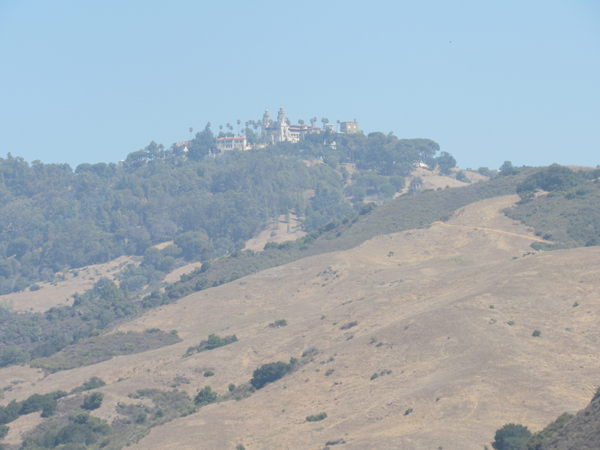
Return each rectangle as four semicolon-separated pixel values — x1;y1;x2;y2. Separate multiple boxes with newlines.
436;222;546;242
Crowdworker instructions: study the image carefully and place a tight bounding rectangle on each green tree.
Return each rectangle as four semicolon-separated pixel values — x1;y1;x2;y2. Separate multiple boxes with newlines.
492;423;532;450
82;392;104;410
379;183;396;199
251;361;293;389
500;161;515;176
194;386;217;406
437;151;457;175
389;175;406;192
187;123;216;160
408;177;423;192
0;346;28;367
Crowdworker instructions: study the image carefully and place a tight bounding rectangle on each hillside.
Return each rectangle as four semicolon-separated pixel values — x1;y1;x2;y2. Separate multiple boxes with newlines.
1;194;598;449
541;396;600;450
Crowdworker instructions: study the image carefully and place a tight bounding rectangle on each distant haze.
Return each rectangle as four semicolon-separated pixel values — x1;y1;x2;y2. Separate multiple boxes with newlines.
0;0;599;169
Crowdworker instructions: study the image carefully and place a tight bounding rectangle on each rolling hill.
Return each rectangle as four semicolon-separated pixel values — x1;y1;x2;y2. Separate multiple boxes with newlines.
1;193;598;449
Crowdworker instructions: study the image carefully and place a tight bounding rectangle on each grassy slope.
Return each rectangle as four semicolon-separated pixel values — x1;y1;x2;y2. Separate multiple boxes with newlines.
314;172;526;252
506;179;600;248
168;172;527;292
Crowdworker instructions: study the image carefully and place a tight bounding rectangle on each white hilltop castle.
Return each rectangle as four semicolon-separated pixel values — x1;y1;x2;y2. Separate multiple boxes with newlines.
262;107;319;144
215;107;358;153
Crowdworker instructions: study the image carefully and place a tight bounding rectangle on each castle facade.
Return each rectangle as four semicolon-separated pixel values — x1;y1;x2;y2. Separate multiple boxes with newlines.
261;107;321;144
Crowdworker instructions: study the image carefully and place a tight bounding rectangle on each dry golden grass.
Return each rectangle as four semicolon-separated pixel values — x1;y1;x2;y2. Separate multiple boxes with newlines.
163;261;205;284
1;255;137;313
1;196;598;449
245;214;306;253
405;167;489;193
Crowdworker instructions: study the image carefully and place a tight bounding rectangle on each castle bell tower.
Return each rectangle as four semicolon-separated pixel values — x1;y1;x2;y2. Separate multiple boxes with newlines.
277;106;287;124
262;109;272;142
277;106;290;142
262;108;271;129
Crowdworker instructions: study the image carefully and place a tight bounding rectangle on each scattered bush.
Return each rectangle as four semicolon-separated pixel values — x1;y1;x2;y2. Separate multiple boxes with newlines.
204;370;214;377
194;386;217;406
268;319;287;328
404;408;413;416
0;424;9;438
228;383;235;392
82;392;104;410
492;423;531;450
0;390;67;425
340;321;358;330
70;377;107;394
250;360;295;390
185;334;238;356
456;170;471;183
23;410;111;448
370;373;379;381
532;330;541;337
306;412;327;422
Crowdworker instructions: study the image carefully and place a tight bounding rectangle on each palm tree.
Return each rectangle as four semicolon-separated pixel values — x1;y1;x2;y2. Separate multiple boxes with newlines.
336;119;340;132
310;117;317;128
253;121;260;139
298;119;304;125
189;127;193;140
237;119;241;135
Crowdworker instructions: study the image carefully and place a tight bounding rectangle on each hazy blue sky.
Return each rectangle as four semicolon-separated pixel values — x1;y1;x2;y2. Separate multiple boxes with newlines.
1;0;599;170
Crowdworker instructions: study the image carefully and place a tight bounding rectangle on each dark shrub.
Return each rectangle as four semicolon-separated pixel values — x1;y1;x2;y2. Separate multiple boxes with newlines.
82;392;104;410
194;386;217;406
306;412;327;422
185;334;237;356
341;321;358;330
268;319;287;328
71;377;106;394
492;423;531;450
251;361;293;390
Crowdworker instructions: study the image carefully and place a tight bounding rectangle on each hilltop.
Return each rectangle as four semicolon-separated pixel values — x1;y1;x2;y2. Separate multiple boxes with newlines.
1;129;599;449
